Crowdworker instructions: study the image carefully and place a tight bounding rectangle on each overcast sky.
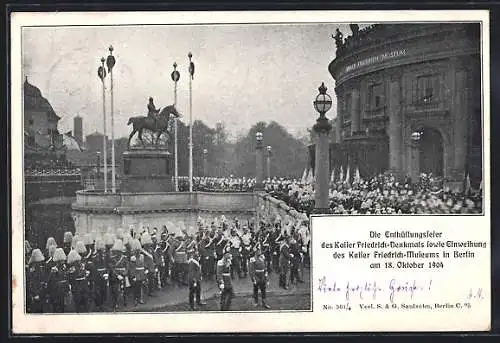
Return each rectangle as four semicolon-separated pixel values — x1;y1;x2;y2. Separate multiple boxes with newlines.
23;23;367;141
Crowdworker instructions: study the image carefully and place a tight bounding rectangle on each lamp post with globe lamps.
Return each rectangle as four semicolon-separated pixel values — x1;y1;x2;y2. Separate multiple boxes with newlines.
409;130;422;181
171;62;180;191
313;82;333;213
255;132;265;191
266;145;272;180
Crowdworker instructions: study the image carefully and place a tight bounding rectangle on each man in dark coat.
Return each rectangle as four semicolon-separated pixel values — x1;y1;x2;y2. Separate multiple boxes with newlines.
187;251;206;310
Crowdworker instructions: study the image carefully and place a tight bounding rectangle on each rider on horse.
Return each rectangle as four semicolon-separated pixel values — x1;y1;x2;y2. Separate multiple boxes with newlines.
147;97;160;121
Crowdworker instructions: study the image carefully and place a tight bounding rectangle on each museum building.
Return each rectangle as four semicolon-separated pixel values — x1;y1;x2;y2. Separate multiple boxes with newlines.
328;23;482;187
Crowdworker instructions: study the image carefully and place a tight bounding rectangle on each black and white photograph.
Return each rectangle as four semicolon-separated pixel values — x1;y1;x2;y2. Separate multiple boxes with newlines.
11;10;489;333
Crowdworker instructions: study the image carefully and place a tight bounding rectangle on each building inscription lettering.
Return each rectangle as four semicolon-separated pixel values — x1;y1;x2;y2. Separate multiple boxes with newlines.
343;49;408;74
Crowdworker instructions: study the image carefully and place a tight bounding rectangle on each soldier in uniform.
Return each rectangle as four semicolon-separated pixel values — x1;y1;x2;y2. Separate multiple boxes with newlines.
229;229;242;279
47;248;68;313
216;250;234;311
240;227;252;278
67;249;90;313
214;229;227;263
157;232;169;288
63;232;73;256
261;225;272;273
248;245;271;309
187;251;206;310
174;235;188;286
109;239;129;311
271;222;283;273
140;232;156;297
129;238;146;306
279;235;291;290
199;230;211;281
45;237;57;260
92;237;109;311
289;235;304;285
27;249;46;313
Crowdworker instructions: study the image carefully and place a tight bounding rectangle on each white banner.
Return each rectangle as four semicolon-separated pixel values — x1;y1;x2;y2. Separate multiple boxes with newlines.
312;215;490;332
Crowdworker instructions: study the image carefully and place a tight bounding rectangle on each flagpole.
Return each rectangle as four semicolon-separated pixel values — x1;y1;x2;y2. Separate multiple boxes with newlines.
99;57;108;193
108;45;116;193
171;62;180;192
188;52;194;193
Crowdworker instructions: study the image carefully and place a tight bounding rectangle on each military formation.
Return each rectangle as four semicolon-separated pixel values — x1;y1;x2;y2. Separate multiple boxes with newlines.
25;213;310;312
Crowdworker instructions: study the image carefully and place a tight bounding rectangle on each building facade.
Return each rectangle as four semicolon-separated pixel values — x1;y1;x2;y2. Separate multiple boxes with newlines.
24;78;63;149
85;131;108;153
328;23;482;187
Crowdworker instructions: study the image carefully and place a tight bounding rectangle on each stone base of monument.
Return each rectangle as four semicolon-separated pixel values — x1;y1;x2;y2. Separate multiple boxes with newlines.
120;147;174;193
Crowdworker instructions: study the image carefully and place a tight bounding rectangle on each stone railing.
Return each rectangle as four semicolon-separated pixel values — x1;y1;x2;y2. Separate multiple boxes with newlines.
73;190;256;214
255;192;308;225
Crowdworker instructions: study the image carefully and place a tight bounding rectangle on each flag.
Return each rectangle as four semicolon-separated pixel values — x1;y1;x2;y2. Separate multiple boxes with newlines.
354;167;361;183
330;168;336;183
339;166;344;183
464;173;471;195
301;168;308;184
306;168;314;185
344;165;350;185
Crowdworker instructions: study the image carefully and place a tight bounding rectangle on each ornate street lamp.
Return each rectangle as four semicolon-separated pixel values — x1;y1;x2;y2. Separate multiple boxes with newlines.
171;62;180;191
97;57;108;193
313;82;333;213
107;45;117;193
255;132;264;191
188;52;195;192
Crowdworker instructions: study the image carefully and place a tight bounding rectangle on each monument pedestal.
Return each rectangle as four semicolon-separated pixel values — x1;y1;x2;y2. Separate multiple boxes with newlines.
121;147;174;193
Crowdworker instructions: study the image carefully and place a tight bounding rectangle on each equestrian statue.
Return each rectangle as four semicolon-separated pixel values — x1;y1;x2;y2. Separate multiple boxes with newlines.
127;97;181;148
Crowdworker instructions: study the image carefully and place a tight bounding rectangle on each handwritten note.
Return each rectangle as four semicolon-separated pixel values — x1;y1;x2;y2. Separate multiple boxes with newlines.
312;215;490;331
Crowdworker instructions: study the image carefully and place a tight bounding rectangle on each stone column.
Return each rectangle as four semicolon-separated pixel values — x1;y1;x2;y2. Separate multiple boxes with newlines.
351;88;360;136
314;117;332;213
255;142;265;191
452;69;468;182
388;80;402;178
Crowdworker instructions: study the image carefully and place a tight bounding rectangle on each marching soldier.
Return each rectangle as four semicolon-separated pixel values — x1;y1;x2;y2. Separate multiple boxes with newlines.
129;238;146;306
187;251;206;310
248;245;271;309
92;237;109;311
27;248;46;313
47;248;68;313
109;239;129;311
67;249;90;313
216;250;234;311
279;235;291;290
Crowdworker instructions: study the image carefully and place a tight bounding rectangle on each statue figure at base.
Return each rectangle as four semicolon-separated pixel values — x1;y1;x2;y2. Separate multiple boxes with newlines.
332;28;344;49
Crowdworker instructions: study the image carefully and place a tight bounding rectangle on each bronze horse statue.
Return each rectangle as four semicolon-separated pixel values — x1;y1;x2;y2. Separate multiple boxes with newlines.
127;105;181;148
